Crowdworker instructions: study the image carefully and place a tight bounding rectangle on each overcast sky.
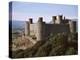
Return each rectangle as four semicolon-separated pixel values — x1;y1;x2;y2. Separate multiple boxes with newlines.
10;1;78;23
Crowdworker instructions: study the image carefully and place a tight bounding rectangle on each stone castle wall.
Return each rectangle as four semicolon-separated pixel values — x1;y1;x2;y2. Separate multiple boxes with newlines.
25;15;77;41
45;24;70;37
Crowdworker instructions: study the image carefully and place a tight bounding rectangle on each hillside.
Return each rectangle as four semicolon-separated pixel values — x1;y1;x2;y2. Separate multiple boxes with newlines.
11;32;78;58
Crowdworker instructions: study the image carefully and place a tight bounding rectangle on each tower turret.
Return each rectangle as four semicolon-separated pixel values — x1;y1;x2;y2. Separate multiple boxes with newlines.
52;16;56;24
29;18;33;24
25;21;30;36
38;17;43;22
36;17;45;41
56;15;63;24
69;20;76;33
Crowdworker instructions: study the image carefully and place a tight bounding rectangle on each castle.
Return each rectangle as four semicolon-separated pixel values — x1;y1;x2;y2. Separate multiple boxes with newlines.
25;15;76;41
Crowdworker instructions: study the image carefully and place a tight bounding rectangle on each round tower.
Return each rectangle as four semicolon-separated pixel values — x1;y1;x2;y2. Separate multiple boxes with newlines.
52;16;56;24
36;17;45;41
25;21;30;36
56;15;63;24
29;18;33;24
69;20;76;33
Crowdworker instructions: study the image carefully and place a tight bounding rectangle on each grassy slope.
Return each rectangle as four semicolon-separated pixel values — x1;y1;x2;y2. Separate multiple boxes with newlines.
11;32;78;58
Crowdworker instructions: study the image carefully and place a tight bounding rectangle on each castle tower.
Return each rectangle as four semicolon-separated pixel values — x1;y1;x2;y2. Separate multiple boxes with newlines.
29;18;33;24
36;17;45;41
64;16;65;20
56;15;63;24
25;21;30;36
69;20;76;33
52;16;56;24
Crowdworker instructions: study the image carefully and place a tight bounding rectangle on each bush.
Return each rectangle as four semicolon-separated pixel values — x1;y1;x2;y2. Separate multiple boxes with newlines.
65;47;77;55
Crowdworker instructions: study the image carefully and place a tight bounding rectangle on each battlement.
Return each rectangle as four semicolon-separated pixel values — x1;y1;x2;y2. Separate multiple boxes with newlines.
27;15;68;24
38;17;43;22
25;15;77;41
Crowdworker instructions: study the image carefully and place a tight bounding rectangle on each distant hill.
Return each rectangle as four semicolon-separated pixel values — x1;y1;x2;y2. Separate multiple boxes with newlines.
9;20;25;29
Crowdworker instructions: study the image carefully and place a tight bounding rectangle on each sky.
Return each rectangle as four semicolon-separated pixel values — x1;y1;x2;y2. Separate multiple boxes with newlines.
10;1;78;23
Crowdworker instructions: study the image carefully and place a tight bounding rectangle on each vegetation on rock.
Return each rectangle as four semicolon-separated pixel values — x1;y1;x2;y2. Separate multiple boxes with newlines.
11;32;78;58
